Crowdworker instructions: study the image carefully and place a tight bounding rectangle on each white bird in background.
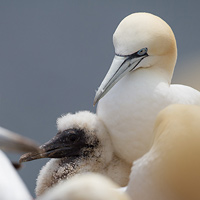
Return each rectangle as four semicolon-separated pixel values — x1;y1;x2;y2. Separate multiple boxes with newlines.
94;12;200;164
37;173;131;200
0;126;39;152
126;104;200;200
0;150;32;200
0;127;39;200
20;111;131;197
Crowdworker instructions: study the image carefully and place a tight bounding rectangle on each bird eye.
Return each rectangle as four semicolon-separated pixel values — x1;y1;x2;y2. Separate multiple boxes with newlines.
69;134;78;142
137;48;148;56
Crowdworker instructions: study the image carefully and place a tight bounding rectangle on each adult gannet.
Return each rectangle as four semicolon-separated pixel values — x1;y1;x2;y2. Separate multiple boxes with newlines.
37;173;131;200
20;111;131;196
0;127;39;200
126;104;200;200
94;12;200;164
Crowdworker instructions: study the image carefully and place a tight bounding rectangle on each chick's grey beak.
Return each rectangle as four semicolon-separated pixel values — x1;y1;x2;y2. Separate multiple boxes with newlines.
19;129;86;163
0;127;39;153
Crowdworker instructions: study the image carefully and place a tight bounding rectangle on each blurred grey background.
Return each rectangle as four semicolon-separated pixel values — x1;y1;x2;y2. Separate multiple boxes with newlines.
0;0;200;197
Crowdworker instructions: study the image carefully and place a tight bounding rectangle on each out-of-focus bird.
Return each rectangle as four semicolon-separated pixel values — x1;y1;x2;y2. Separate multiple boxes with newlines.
126;104;200;200
0;126;38;152
37;173;131;200
0;127;39;200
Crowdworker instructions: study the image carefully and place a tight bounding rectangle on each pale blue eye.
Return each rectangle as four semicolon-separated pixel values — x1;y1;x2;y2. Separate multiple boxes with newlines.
137;48;148;56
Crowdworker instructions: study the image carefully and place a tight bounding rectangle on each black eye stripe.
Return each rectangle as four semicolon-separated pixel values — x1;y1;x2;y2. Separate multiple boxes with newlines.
115;47;148;58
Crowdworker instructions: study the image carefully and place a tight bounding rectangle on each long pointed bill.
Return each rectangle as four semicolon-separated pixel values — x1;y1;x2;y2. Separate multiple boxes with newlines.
0;127;39;153
19;129;87;163
93;55;146;105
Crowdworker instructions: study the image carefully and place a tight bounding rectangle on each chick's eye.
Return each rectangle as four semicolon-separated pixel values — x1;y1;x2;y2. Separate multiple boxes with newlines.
69;134;78;142
137;48;148;56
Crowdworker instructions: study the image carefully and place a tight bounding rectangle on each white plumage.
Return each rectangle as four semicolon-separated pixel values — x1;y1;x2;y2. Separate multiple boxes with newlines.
94;12;200;164
20;111;130;196
126;104;200;200
37;173;131;200
0;150;32;200
0;127;39;200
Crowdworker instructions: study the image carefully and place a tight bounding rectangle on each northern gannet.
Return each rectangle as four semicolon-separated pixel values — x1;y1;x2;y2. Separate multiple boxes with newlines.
20;111;131;196
37;173;131;200
126;104;200;200
94;12;200;164
0;127;39;200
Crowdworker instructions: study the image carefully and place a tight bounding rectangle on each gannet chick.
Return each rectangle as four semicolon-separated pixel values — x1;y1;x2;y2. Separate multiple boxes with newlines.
94;12;200;164
20;111;131;196
126;104;200;200
0;126;39;152
37;173;131;200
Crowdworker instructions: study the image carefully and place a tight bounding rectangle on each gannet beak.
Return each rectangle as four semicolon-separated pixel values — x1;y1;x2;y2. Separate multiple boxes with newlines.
0;127;39;153
20;129;87;163
94;53;148;105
